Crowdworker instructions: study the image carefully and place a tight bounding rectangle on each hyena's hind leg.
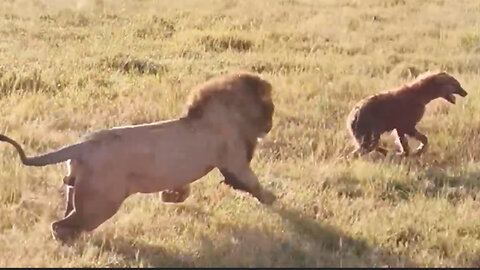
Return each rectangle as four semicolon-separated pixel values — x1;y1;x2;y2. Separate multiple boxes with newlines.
161;185;191;203
371;133;388;156
349;131;385;158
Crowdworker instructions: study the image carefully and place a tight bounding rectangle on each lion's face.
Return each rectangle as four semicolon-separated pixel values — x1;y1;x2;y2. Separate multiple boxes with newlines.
237;74;275;138
256;87;274;136
185;72;275;139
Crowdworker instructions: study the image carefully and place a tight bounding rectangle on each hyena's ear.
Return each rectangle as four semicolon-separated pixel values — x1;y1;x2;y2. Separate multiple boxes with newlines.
438;70;448;76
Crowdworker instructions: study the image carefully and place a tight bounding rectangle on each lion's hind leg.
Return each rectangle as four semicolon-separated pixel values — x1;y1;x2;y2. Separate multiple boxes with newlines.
64;186;74;218
62;160;78;218
63;159;79;187
51;174;127;243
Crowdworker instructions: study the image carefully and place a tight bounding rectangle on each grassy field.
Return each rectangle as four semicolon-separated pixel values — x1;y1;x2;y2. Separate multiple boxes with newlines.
0;0;479;267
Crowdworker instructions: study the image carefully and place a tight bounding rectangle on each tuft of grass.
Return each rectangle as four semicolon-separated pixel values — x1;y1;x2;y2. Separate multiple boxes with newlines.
198;33;254;52
98;54;166;75
0;69;65;96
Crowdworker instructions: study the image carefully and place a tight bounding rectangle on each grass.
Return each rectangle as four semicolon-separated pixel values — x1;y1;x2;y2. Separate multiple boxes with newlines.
0;0;480;267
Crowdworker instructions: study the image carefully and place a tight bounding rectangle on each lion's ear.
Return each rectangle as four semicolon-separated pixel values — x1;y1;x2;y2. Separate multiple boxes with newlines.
256;83;272;102
252;80;272;101
240;74;267;94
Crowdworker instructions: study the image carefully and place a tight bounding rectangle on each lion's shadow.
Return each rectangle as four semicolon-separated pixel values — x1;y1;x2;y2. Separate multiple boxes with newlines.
90;204;417;267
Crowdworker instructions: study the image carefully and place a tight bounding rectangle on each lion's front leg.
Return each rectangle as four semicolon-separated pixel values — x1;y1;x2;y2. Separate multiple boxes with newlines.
219;167;275;205
161;185;191;203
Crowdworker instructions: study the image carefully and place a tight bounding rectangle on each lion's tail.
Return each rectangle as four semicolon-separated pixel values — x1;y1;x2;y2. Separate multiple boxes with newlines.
0;134;83;167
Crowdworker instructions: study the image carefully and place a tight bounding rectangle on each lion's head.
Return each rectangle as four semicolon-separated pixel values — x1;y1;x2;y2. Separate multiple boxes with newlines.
186;72;275;139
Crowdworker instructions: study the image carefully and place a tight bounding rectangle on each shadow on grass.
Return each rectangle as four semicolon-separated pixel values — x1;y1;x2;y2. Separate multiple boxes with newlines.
267;205;417;267
419;166;480;203
89;204;417;267
90;236;190;267
331;152;480;204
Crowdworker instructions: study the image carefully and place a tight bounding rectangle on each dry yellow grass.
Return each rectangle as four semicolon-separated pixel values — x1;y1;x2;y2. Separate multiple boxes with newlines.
0;0;480;267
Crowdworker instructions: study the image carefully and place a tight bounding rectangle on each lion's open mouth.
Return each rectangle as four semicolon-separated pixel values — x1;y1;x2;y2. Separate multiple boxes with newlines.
444;93;456;104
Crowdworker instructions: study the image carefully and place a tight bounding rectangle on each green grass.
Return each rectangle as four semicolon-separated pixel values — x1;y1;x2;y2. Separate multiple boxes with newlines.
0;0;480;267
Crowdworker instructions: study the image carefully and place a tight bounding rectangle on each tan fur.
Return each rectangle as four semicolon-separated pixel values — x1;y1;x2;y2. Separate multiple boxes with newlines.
0;72;275;243
347;71;468;157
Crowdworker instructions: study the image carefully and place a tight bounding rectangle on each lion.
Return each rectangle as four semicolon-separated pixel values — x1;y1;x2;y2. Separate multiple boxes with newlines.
347;71;468;157
0;72;276;243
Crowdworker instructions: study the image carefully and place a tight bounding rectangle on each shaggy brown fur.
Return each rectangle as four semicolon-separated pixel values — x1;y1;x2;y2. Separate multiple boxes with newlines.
0;72;275;243
347;71;468;157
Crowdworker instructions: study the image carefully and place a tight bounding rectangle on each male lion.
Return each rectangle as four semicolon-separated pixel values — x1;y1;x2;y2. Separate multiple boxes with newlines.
0;72;276;243
347;71;467;157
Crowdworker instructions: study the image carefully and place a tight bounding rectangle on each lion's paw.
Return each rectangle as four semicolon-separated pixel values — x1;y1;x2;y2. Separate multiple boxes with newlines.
51;222;80;244
258;189;276;205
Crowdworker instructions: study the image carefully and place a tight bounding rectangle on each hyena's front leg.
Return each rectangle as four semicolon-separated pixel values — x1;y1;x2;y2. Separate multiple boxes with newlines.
395;129;411;157
408;129;428;156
